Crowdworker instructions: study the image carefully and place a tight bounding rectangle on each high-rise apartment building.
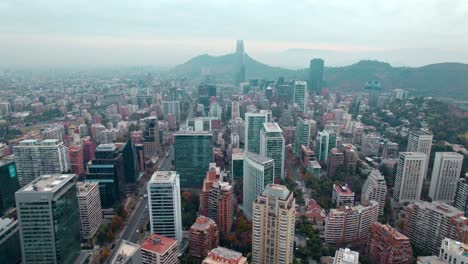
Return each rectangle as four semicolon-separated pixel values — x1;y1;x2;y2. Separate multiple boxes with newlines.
231;95;240;120
260;122;285;180
203;247;247;264
453;175;468;217
41;125;64;142
16;174;81;264
252;184;295;264
68;145;85;176
362;170;387;216
325;201;379;245
360;134;381;157
328;148;344;177
382;141;399;159
189;216;219;260
309;58;324;94
407;130;433;178
13;139;70;186
174;131;213;188
332;184;355;207
0;156;19;214
245;111;271;154
439;238;468;264
148;171;183;245
86;144;125;208
162;100;181;122
294;117;311;156
293;81;308;113
242;152;274;220
403;201;468;256
333;248;359;264
393;152;426;203
316;131;330;162
76;182;103;241
367;223;413;264
200;164;233;234
429;152;464;202
141;234;178;264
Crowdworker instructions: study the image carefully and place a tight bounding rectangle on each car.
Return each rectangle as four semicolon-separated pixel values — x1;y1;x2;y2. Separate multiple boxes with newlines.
136;229;139;233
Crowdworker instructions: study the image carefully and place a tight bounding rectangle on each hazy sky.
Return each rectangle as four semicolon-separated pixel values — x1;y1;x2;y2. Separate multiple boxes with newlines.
1;0;468;67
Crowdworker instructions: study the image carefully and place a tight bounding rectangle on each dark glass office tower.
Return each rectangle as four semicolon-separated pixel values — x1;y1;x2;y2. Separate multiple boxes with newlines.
174;131;213;188
86;144;125;208
0;157;19;214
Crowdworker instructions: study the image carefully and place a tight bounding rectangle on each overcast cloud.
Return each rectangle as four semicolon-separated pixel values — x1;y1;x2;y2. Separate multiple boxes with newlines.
1;0;467;67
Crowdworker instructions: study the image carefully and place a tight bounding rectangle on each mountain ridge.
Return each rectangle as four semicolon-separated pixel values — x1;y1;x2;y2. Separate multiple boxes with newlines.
171;53;468;99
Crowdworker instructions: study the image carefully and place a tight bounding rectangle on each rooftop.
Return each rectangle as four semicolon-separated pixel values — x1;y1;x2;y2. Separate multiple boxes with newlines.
96;144;117;151
111;240;141;264
410;201;467;219
334;184;354;196
191;216;217;231
0;217;15;231
20;174;76;193
443;238;468;257
204;247;246;263
149;171;178;183
410;130;433;136
309;160;322;169
76;182;98;196
262;184;290;200
0;155;14;167
140;234;177;255
263;122;283;133
245;152;274;165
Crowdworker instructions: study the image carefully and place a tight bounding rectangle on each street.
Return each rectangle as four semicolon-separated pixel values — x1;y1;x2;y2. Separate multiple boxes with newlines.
107;146;173;262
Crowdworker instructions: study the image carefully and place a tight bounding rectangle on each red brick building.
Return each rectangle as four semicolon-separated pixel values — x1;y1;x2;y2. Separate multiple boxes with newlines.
189;216;219;260
68;145;84;176
367;223;413;264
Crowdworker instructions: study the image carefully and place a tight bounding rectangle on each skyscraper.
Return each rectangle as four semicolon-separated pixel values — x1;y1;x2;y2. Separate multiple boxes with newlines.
260;122;285;180
234;40;246;87
189;216;219;260
293;81;308;113
16;174;81;264
231;148;244;181
245;111;271;154
316;131;330;162
393;152;426;203
13;139;70;186
174;131;213;188
76;182;103;241
242;152;274;220
200;163;233;234
162;100;181;122
309;58;324;95
0;156;19;214
85;144;125;208
148;171;183;245
142;116;160;159
327;148;344;178
0;217;21;264
252;184;295;264
367;223;413;264
407;130;433;178
429;152;463;202
453;175;468;216
403;201;468;256
362;170;387;216
68;145;84;176
325;201;379;245
294;117;311;157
